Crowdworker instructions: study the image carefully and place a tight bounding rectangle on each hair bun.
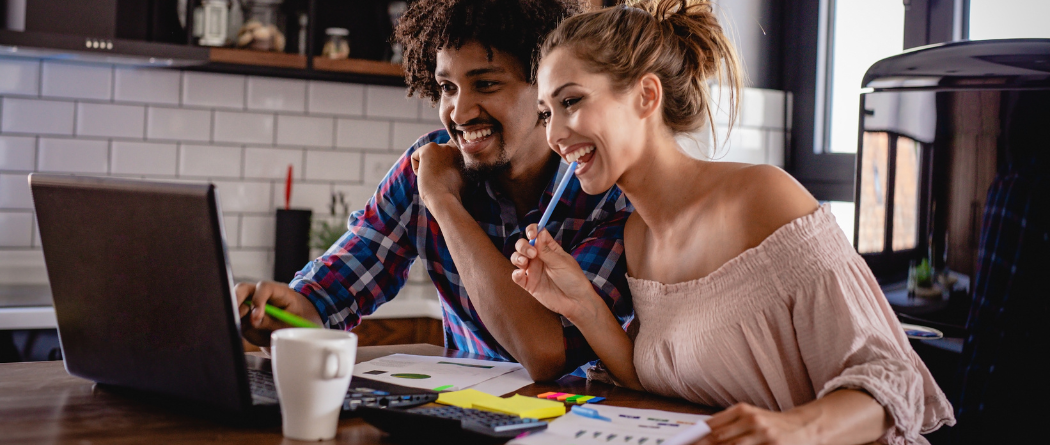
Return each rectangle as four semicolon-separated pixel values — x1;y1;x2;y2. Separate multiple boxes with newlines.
543;0;743;139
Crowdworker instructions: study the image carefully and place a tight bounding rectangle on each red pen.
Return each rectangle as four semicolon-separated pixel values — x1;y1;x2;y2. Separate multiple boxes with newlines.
284;165;293;210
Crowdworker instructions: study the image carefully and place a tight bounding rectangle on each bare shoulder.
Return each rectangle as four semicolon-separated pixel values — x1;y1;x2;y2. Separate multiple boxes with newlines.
723;164;819;247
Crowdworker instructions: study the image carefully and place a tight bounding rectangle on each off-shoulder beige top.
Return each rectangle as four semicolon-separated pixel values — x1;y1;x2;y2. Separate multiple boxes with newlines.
626;205;955;445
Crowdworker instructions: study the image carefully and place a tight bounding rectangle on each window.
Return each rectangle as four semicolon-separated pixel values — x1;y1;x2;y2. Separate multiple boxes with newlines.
969;0;1050;40
824;1;905;154
855;132;926;255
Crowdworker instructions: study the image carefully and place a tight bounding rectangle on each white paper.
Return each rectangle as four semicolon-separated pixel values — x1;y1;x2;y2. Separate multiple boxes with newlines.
467;367;534;396
510;404;711;445
352;354;524;391
661;420;712;445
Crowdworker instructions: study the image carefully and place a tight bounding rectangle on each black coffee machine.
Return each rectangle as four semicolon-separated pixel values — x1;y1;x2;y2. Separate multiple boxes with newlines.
855;40;1050;440
855;38;1050;327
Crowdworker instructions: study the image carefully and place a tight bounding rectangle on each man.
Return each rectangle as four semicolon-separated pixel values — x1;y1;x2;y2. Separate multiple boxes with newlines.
236;0;633;381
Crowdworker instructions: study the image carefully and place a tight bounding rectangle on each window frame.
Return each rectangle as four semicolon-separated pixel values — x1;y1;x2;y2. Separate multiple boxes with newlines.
783;0;967;203
854;130;936;280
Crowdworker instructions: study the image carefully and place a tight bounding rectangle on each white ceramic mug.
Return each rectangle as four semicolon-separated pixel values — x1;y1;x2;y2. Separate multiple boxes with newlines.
271;328;358;441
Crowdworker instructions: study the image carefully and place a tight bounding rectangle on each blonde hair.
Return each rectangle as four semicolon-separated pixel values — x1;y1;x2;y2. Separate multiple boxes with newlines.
540;0;742;139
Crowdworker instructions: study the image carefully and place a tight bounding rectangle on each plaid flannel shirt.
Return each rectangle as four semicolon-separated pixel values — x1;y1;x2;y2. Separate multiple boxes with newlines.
955;161;1049;440
290;129;634;372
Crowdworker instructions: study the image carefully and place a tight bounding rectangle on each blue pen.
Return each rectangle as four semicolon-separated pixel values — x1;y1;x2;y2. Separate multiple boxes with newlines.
571;405;612;422
530;161;578;246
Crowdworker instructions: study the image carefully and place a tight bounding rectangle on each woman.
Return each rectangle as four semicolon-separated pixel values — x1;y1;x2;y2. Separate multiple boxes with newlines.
510;1;955;444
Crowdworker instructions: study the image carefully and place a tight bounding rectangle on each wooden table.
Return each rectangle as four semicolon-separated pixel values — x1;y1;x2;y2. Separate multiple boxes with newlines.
0;344;715;444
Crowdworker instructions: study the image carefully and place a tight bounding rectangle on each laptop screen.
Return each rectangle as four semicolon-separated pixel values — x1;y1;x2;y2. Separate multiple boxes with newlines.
30;174;252;413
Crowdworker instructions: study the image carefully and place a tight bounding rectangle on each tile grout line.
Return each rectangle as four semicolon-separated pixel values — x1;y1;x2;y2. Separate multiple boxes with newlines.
71;100;78;136
331;116;338;150
109;65;116;102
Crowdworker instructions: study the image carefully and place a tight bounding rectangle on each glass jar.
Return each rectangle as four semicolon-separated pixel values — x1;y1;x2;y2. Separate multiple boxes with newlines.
322;28;350;60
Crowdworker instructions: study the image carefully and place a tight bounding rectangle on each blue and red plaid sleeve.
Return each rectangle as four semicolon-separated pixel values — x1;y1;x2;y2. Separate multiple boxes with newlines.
561;188;634;371
289;139;432;330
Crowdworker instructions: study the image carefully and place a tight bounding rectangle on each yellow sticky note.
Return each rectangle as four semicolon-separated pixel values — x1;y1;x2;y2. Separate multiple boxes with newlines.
472;394;567;419
435;389;504;409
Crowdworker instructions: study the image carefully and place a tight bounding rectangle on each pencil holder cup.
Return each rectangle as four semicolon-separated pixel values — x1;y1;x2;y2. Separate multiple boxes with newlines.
274;208;312;283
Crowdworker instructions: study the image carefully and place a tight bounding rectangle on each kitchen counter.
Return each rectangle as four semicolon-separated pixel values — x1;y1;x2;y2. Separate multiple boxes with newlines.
0;283;441;331
0;284;55;330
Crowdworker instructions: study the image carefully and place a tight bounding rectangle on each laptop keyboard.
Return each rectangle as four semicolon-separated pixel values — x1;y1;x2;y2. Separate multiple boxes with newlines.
247;368;279;401
246;368;437;410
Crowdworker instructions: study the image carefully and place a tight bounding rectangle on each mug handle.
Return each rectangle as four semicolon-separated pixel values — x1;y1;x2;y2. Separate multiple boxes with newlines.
322;348;350;379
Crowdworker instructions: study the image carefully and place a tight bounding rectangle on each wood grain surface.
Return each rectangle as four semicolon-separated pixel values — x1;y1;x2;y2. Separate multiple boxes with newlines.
0;344;715;444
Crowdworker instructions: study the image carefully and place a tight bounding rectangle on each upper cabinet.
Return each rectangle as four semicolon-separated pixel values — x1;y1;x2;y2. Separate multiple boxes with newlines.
0;0;407;86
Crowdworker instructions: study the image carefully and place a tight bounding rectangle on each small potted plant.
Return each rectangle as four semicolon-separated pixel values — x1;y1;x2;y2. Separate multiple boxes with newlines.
310;191;350;256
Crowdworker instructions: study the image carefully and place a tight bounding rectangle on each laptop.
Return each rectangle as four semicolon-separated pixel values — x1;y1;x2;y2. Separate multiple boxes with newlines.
29;173;437;418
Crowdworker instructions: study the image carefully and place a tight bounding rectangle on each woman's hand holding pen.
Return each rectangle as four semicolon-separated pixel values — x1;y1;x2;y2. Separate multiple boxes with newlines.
511;224;603;322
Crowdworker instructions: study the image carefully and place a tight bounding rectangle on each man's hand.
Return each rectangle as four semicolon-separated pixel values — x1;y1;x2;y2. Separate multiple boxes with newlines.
234;281;325;346
410;142;465;208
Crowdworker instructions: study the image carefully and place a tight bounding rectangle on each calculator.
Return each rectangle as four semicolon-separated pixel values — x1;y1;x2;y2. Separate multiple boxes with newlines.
357;405;548;442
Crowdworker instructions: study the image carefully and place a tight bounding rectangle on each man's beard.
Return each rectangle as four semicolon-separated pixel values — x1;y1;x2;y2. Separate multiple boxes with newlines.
462;135;511;184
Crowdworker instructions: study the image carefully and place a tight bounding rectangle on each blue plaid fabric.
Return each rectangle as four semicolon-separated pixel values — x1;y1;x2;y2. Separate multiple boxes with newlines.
290;129;634;373
955;161;1049;442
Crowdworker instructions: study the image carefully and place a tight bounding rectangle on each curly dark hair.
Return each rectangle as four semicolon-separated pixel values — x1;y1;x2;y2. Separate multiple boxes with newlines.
394;0;586;104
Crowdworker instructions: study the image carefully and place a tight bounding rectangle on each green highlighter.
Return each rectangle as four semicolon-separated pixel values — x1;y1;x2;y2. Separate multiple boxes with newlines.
244;300;321;328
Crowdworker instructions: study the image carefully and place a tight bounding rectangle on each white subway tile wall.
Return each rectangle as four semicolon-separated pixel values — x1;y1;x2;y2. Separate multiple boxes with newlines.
0;136;36;170
147;107;212;141
214;111;275;145
332;183;380;212
418;100;441;124
393;122;443;153
273;182;334;215
240;215;276;248
0;173;32;208
244;146;303;179
337;118;390;150
0;98;75;135
182;72;245;109
180;144;242;178
37;138;109;174
678;87;791;167
0;212;33;247
363;153;403;187
0;59;40;96
247;76;307;113
223;214;241;248
41;62;113;100
304;150;362;182
113;68;181;105
110;141;177;176
75;102;146;138
0;57;787;281
308;81;364;116
276;114;333;148
365;85;418;119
